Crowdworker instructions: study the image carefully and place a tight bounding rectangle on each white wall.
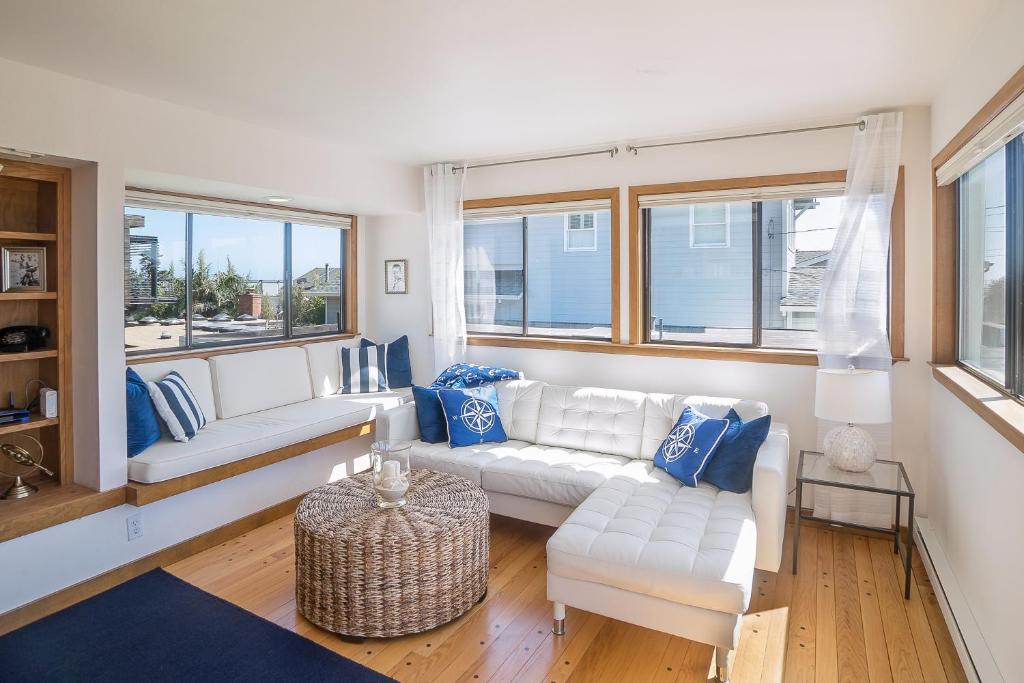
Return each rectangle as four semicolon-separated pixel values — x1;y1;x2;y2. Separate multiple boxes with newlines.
0;56;420;491
927;1;1024;678
364;106;936;512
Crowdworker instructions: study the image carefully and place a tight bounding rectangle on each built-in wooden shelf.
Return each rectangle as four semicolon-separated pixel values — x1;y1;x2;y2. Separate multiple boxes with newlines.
0;231;57;242
0;349;58;363
0;414;58;436
0;292;56;301
0;481;125;544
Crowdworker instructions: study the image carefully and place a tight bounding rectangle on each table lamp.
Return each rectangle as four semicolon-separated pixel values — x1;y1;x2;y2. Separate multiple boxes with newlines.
814;368;891;472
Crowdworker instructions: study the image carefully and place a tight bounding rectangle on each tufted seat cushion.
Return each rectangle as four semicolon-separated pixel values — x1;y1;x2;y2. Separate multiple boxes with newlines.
481;445;631;507
409;440;535;486
546;461;757;615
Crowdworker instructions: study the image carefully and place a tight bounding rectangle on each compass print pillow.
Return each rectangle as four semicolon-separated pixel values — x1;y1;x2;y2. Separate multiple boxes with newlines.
653;406;730;487
438;384;509;448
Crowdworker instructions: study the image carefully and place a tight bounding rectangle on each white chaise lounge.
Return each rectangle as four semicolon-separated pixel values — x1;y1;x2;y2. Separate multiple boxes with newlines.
128;338;410;485
376;379;789;681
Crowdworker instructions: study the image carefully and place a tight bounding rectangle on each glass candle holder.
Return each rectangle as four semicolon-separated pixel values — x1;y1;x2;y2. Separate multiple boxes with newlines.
371;441;411;508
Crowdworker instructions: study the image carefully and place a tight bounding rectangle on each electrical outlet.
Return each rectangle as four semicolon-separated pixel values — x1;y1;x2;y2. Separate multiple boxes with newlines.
126;512;143;541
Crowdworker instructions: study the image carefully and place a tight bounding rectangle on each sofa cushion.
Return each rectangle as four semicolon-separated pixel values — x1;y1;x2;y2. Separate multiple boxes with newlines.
641;393;769;460
303;337;363;397
494;379;544;442
409;439;533;486
131;358;217;425
209;347;314;419
546;462;757;615
127;391;405;483
481;444;631;507
535;385;646;459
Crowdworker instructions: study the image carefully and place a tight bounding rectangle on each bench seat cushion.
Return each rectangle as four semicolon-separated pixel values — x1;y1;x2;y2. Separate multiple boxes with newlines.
546;462;757;615
128;391;407;483
481;445;631;507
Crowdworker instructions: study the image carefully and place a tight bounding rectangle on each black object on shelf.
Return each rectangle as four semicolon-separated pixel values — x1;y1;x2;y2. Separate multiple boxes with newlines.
0;325;49;353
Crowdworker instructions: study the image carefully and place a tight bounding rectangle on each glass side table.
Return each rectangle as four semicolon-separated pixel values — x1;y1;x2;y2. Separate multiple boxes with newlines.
794;450;915;599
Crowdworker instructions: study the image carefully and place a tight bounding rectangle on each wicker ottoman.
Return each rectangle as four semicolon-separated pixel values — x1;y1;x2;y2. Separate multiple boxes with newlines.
294;469;489;640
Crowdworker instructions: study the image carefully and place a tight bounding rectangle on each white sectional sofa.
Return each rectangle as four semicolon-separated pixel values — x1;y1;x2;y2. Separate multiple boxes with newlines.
129;338;410;484
376;379;789;681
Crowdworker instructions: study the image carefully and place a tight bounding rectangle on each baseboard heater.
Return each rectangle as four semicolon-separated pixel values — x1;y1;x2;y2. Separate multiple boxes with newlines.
914;517;1002;682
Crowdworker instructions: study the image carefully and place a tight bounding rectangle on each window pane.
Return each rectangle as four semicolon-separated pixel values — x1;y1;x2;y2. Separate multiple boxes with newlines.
191;214;285;346
124;207;187;353
291;223;343;336
649;202;753;344
527;210;611;338
959;147;1007;384
693;203;726;224
760;195;843;350
465;217;524;334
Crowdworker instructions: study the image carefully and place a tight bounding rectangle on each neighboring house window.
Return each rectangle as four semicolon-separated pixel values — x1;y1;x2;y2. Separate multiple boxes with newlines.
564;212;597;251
642;183;869;351
956;136;1020;391
689;203;730;248
123;192;353;355
463;195;614;340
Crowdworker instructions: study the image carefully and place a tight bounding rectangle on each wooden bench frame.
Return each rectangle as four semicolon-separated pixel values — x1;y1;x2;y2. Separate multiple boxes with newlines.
125;419;374;506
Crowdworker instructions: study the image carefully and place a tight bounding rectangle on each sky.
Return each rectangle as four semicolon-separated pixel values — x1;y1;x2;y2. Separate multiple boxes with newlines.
125;207;343;281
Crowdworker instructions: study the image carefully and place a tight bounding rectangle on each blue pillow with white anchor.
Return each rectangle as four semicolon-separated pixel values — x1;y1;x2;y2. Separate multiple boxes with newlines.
653;406;730;487
437;385;508;448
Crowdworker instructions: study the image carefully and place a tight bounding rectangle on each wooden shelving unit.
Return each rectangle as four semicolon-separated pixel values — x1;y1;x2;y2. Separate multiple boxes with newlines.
0;158;75;524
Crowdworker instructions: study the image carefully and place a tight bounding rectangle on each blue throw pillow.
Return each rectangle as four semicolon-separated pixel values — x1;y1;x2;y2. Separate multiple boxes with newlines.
361;335;412;388
412;385;447;444
438;385;508;448
126;368;161;457
701;409;772;494
653;406;730;487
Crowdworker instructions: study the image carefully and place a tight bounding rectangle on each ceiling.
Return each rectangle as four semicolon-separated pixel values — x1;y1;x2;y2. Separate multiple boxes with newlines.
0;0;999;165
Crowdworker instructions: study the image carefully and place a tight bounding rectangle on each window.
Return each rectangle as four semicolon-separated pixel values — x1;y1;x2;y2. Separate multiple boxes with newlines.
956;136;1021;391
690;204;730;247
123;191;352;355
640;177;888;352
463;192;615;340
564;212;597;251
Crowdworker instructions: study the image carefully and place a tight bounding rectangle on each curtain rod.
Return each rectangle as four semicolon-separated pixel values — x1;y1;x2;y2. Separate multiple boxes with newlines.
446;147;619;173
625;120;865;155
442;119;865;171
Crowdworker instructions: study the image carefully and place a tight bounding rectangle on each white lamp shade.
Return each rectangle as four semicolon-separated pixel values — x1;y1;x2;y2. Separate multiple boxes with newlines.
814;369;892;424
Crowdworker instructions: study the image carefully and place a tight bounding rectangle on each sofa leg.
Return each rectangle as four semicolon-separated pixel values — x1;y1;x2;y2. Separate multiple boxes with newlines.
715;647;733;682
552;602;566;636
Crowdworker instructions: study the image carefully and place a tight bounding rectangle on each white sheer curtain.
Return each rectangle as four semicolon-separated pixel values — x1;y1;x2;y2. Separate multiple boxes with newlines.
814;112;902;526
424;163;468;374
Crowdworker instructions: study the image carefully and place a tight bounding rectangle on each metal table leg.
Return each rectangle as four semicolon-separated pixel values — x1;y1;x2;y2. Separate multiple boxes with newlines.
792;480;802;575
904;495;915;599
894;493;901;553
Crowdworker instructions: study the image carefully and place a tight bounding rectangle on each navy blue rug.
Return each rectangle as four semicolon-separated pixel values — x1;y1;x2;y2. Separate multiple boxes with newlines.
0;569;393;682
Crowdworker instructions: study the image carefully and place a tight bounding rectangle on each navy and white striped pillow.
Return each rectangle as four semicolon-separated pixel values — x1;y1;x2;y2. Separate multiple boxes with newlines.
339;344;389;394
147;371;207;442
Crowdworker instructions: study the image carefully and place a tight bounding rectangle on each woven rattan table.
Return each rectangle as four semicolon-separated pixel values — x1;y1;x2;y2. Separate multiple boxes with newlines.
294;469;490;641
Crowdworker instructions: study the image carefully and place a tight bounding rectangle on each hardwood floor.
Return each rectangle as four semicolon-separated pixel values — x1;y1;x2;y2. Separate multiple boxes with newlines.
165;513;967;683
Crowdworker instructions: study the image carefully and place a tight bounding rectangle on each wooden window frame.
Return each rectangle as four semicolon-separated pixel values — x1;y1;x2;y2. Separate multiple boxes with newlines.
932;64;1024;452
123;188;358;361
627;170;907;363
463;188;620;345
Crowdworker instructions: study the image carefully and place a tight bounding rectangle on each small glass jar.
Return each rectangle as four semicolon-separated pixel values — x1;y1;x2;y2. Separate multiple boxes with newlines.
371;441;411;508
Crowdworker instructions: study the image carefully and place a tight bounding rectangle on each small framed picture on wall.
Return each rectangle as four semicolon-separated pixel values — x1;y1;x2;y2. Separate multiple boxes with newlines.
2;246;47;292
385;259;408;294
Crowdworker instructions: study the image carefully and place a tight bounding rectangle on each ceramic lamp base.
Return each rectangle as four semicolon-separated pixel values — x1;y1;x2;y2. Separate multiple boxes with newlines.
823;424;876;472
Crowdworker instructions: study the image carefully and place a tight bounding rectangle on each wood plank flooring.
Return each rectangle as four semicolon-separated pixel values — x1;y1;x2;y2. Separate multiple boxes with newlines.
165;514;967;683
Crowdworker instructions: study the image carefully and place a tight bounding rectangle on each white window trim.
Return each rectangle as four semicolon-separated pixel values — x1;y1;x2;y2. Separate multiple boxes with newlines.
563;212;598;252
689;204;731;248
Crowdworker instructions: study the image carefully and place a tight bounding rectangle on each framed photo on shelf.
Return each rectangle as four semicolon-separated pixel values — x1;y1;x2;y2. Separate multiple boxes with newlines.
2;246;47;292
385;259;408;294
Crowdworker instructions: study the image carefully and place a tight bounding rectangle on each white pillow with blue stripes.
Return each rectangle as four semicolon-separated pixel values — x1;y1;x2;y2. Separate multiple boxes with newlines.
147;371;207;442
339;343;390;394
